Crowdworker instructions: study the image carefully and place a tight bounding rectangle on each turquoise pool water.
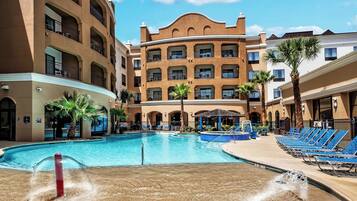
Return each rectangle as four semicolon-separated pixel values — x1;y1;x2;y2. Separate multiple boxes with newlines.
0;133;241;171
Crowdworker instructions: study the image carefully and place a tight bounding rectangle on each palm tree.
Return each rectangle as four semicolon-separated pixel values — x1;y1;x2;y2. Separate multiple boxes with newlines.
265;37;320;128
47;91;102;139
110;108;127;133
170;83;190;133
253;71;275;125
119;89;133;109
237;82;256;120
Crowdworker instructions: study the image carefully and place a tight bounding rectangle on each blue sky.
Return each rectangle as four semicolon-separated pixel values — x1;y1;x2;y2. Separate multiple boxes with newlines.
113;0;357;44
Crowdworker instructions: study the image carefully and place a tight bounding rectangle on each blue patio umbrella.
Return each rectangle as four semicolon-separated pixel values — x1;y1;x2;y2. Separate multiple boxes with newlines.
199;114;203;131
218;110;222;131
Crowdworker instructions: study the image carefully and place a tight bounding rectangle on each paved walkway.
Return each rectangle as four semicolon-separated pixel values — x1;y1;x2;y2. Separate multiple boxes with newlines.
222;135;357;201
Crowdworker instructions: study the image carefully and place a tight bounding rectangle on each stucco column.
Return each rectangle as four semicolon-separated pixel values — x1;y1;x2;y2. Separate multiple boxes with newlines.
82;119;92;139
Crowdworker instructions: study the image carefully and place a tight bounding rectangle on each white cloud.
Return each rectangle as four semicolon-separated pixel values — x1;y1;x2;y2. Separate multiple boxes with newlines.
127;38;140;45
246;24;324;36
153;0;240;5
347;15;357;29
246;24;264;35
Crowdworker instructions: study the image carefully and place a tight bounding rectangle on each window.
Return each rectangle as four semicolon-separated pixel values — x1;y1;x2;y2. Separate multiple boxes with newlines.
249;91;260;101
273;69;285;82
354;46;357;51
222;69;235;78
122;74;126;86
45;15;55;31
273;88;281;99
324;48;337;61
134;76;141;87
121;56;126;68
133;59;141;69
248;71;257;81
133;93;141;104
45;54;55;75
248;52;260;64
222;88;236;99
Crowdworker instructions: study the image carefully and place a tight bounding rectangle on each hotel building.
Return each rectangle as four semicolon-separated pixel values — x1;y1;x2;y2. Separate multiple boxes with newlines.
0;0;117;141
127;13;266;130
265;31;357;139
115;39;129;92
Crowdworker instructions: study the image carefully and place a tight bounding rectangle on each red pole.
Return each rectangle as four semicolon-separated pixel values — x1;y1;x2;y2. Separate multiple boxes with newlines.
54;153;64;197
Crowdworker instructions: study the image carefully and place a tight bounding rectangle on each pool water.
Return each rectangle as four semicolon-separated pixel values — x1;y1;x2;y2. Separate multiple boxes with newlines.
0;133;241;171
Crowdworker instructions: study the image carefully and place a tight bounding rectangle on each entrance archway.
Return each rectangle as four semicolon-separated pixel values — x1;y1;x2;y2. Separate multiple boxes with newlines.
147;111;162;130
275;111;280;129
169;111;188;130
250;112;261;125
0;98;16;141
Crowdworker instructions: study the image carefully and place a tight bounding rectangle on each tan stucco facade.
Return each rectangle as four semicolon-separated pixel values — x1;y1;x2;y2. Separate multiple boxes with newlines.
125;13;266;129
0;0;117;141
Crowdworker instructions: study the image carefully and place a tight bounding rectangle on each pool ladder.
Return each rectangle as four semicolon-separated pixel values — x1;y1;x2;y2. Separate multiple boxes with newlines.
141;143;144;165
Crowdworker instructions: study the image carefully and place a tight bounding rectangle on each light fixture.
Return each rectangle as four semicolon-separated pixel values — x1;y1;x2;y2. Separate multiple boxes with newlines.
1;84;9;91
36;87;42;92
302;104;305;113
333;98;338;109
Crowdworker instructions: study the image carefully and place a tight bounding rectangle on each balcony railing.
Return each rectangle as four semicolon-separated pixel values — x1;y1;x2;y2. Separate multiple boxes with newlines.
222;50;237;57
222;71;238;78
195;73;214;79
169;54;185;60
147;95;162;101
168;74;186;80
195;91;214;99
91;41;105;55
45;18;79;41
199;52;213;58
46;61;73;79
147;75;162;82
147;55;161;62
90;5;105;25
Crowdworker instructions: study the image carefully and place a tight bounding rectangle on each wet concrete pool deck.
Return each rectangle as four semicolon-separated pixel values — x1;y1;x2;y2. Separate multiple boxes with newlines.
222;135;357;201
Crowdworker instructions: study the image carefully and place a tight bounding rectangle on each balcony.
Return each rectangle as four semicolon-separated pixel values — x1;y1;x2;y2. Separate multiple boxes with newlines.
147;69;162;82
222;65;239;78
195;65;214;79
147;88;162;101
45;5;80;42
195;86;215;100
91;28;106;56
195;44;214;58
45;47;79;80
221;44;238;57
90;0;105;25
91;63;106;89
110;46;115;65
147;49;161;62
222;87;238;99
168;46;187;60
168;66;187;80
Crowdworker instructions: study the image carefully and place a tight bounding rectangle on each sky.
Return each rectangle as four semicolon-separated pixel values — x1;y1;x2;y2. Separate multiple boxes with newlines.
112;0;357;45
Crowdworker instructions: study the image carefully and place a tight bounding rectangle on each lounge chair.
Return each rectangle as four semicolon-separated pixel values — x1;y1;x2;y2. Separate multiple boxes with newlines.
283;129;326;149
314;156;357;175
278;128;319;148
301;136;357;163
292;130;347;156
277;128;313;144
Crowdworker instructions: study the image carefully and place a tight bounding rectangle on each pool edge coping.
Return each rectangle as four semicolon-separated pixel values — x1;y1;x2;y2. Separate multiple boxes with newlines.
222;147;350;201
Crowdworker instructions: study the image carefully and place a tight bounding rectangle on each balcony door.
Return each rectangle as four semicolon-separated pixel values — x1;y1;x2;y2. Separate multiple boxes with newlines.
0;98;16;141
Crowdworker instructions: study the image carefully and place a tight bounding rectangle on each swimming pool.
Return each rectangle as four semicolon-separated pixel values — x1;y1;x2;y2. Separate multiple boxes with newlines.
0;133;241;171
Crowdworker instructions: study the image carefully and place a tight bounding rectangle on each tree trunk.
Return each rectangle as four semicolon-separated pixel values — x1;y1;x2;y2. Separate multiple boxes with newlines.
291;73;304;129
246;94;251;120
261;83;267;125
180;98;185;133
68;122;77;139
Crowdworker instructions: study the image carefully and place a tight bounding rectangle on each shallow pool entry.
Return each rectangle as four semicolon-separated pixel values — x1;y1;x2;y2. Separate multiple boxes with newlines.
27;153;96;201
246;170;308;201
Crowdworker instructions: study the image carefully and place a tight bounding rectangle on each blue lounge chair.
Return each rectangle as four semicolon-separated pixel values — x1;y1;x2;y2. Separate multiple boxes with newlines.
315;156;357;175
293;130;348;156
302;136;357;163
289;129;337;156
284;129;326;149
277;128;313;144
279;129;320;148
